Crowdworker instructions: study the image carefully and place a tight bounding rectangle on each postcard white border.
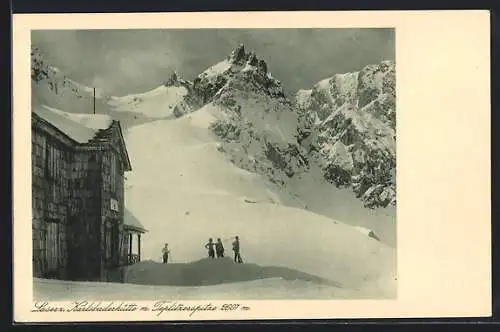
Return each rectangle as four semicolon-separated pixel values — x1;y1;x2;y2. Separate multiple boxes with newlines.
13;10;491;322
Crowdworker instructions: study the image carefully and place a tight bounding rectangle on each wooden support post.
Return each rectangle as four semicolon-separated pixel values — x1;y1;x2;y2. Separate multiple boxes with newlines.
137;233;141;262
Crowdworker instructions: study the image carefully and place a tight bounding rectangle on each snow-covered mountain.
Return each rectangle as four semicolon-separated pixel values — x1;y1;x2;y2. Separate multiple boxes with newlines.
295;61;396;209
188;44;309;188
32;45;396;213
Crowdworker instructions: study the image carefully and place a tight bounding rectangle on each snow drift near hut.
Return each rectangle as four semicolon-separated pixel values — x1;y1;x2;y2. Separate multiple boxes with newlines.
34;276;363;300
123;257;339;287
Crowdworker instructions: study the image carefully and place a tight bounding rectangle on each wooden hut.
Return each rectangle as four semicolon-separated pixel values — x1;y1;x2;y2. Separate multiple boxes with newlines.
31;105;140;282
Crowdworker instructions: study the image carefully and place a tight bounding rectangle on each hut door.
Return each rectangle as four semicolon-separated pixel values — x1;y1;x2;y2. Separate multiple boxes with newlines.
33;226;47;277
45;219;60;276
67;217;86;280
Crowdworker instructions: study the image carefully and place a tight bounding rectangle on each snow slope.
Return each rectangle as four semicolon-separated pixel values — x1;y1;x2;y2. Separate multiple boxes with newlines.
286;162;397;247
108;85;192;119
31;46;154;131
124;106;396;298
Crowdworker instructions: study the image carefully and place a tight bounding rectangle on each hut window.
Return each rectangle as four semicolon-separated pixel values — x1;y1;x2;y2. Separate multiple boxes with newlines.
46;141;62;181
110;154;117;193
105;220;120;265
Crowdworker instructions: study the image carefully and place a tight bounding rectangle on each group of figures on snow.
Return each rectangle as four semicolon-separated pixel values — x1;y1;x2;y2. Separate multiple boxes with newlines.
161;236;243;264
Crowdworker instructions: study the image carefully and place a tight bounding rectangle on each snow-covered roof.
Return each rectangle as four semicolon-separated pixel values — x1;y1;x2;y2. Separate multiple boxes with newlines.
33;105;113;144
124;208;147;233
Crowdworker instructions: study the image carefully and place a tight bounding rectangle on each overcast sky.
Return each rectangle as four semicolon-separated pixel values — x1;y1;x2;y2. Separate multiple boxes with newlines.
32;29;394;97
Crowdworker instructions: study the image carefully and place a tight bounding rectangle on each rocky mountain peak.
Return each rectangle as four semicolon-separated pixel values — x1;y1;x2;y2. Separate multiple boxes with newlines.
163;70;179;86
229;43;246;63
31;46;50;83
31;45;85;101
227;44;269;75
190;45;311;188
246;51;258;66
257;59;268;74
193;44;285;105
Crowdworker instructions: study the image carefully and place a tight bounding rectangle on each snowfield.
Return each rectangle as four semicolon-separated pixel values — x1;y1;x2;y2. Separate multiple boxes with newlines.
286;163;396;247
108;85;190;119
124;105;396;298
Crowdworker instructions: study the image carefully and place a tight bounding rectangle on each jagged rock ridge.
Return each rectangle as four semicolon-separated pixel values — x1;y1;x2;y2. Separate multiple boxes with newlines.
31;46;85;100
295;61;396;208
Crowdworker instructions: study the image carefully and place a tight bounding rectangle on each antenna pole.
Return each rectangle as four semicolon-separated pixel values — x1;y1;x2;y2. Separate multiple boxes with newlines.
93;87;96;114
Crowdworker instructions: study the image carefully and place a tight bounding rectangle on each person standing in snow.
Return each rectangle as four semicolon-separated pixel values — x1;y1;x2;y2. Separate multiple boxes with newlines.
215;238;225;258
205;238;215;259
232;236;243;263
162;243;171;264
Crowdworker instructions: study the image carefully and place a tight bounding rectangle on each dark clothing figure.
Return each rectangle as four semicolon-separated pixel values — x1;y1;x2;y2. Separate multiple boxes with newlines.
162;244;170;264
215;238;225;258
232;236;243;263
205;239;215;259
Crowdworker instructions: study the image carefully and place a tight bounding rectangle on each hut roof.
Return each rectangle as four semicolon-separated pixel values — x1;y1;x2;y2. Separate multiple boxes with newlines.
33;105;113;144
32;105;132;171
124;208;147;233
